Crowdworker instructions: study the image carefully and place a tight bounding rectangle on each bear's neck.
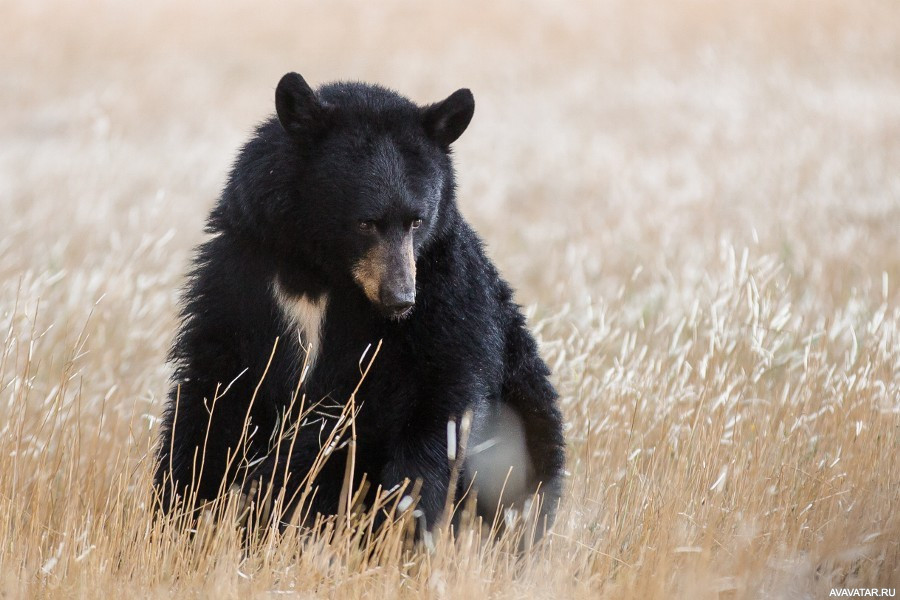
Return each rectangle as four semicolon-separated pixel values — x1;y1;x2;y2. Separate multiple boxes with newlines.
274;260;331;300
270;276;329;375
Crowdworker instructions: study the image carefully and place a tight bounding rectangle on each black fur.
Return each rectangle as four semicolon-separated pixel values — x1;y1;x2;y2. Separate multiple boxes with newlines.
154;73;565;535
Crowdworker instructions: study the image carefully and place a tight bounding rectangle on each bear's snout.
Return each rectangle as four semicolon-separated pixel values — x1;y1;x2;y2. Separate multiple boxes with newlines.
353;237;417;319
378;256;416;319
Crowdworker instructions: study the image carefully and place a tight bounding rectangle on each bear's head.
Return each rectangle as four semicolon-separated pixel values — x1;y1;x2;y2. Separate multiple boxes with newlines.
246;72;475;321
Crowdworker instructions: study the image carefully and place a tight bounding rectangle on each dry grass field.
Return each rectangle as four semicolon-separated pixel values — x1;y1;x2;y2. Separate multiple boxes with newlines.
2;0;899;597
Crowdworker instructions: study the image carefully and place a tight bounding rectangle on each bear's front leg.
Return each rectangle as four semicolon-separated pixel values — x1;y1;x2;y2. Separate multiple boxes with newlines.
155;376;257;512
379;423;457;533
239;427;349;530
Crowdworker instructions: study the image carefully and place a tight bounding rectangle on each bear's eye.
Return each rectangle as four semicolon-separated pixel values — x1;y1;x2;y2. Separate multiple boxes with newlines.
358;220;376;233
411;219;423;229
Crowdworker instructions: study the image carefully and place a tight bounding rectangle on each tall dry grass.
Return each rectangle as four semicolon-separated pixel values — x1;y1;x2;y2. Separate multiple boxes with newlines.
1;0;898;597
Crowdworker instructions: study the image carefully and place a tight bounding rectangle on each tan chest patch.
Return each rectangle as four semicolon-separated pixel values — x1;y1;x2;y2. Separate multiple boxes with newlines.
271;279;329;375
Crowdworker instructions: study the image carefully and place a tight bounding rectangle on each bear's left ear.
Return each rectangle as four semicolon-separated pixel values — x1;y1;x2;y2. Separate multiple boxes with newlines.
276;72;326;138
421;88;475;147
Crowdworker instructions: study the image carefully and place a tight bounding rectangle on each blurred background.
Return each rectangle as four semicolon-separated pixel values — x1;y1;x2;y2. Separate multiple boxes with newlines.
1;0;898;595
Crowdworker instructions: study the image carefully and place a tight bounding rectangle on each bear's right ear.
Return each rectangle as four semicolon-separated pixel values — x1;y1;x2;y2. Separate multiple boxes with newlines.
276;72;325;137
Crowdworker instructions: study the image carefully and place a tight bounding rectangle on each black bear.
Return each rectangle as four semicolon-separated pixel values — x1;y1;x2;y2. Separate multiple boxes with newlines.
154;72;565;538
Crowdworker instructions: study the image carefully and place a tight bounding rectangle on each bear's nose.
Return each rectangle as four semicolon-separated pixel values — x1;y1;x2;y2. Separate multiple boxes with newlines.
380;288;415;316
